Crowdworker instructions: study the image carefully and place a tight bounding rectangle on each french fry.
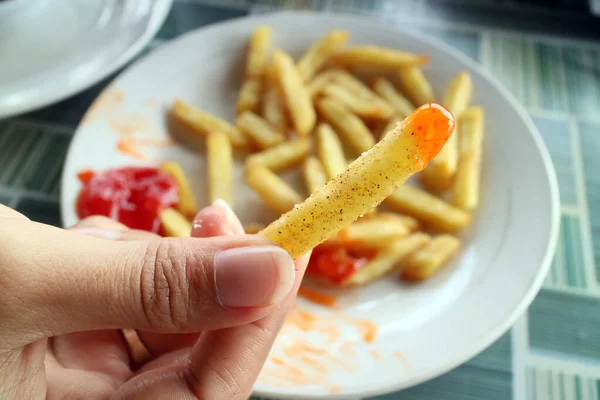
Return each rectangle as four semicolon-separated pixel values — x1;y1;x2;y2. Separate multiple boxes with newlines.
258;103;455;259
236;78;262;114
160;161;197;219
337;214;415;248
272;50;316;136
171;99;247;148
159;208;192;237
307;69;343;98
401;235;461;281
343;233;430;286
317;97;375;155
397;67;435;107
451;106;484;210
316;123;346;179
245;26;272;78
304;156;328;194
246;139;311;172
207;131;233;205
246;165;303;214
322;83;394;119
236;111;284;150
378;212;420;232
420;71;473;192
384;185;471;233
244;222;266;234
371;78;414;118
261;71;287;133
334;46;428;70
297;30;350;82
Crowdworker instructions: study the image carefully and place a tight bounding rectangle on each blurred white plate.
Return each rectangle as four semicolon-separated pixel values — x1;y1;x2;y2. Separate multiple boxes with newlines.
0;0;172;119
60;11;559;399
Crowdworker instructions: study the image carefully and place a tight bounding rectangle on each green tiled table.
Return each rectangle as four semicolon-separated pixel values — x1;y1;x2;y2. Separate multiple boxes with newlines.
2;1;600;399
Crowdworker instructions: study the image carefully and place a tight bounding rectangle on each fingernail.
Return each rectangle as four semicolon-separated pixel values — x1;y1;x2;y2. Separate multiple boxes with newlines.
214;245;295;308
212;198;244;234
72;227;122;240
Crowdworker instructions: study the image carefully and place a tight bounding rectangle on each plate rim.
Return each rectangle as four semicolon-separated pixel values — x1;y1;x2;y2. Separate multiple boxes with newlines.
60;10;560;399
0;0;173;119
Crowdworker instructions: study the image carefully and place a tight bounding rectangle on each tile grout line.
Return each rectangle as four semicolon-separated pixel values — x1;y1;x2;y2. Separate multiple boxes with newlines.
569;118;598;293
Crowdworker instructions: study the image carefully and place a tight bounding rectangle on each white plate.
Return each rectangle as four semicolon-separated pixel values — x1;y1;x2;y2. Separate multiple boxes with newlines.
0;0;172;119
60;11;559;399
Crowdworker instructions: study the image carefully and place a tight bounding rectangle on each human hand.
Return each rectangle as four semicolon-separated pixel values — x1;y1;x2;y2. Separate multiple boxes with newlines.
0;201;309;399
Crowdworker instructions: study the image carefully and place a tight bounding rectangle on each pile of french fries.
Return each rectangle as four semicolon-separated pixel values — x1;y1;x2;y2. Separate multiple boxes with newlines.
161;27;485;288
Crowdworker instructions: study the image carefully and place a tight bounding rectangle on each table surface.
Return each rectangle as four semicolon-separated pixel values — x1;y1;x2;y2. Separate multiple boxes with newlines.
2;1;600;399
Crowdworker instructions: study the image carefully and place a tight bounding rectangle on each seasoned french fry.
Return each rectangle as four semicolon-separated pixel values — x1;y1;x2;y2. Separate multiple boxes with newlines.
236;78;262;114
322;83;394;119
371;78;414;118
258;103;455;259
160;208;192;237
297;30;350;81
246;139;311;171
261;72;287;133
171;99;247;148
160;161;197;219
245;26;272;78
334;46;428;70
343;233;430;286
337;214;415;248
397;67;435;107
384;185;471;233
401;235;461;281
307;68;343;98
272;50;316;136
304;156;328;194
451;106;484;210
236;111;284;150
317;97;375;155
420;71;473;192
207;131;233;205
316;123;346;179
246;165;303;214
244;222;266;234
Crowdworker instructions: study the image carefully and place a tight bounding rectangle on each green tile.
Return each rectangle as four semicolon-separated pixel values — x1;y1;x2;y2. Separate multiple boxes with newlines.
417;28;481;61
526;367;598;400
563;47;600;117
0;195;12;206
545;214;588;290
528;290;600;361
467;332;511;373
16;198;61;227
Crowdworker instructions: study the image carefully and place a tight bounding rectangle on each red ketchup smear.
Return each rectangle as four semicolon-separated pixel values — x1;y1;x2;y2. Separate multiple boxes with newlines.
307;245;374;285
77;167;179;234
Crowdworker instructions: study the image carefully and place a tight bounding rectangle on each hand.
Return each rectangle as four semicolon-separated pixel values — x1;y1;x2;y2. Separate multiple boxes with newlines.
0;201;310;399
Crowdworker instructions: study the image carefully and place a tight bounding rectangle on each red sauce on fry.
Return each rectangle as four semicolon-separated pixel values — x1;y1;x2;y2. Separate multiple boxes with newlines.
307;245;373;284
76;167;179;233
408;102;455;167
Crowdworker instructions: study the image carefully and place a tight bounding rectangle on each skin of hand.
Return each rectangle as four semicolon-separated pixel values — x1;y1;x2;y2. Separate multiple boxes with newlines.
0;200;310;399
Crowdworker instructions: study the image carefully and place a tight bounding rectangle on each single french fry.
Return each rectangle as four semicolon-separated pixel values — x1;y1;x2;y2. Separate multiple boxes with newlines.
246;26;272;78
304;156;328;194
244;222;266;234
246;139;311;172
160;208;192;237
316;123;347;179
322;83;394;119
401;235;461;281
397;67;435;107
334;46;428;70
207;131;233;205
272;50;316;136
451;106;484;210
384;185;471;233
337;214;414;248
258;103;455;259
307;68;343;98
297;30;350;81
377;212;420;232
261;73;287;133
171;99;247;148
247;165;303;214
236;78;262;114
160;161;197;219
420;71;473;192
317;97;375;155
343;233;430;286
236;111;284;150
371;78;414;118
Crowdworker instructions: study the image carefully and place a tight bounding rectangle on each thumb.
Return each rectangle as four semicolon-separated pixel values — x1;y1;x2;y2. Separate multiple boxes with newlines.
0;217;295;349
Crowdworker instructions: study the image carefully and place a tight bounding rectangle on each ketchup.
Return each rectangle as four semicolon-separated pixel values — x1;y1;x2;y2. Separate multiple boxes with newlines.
307;245;372;284
77;167;179;233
